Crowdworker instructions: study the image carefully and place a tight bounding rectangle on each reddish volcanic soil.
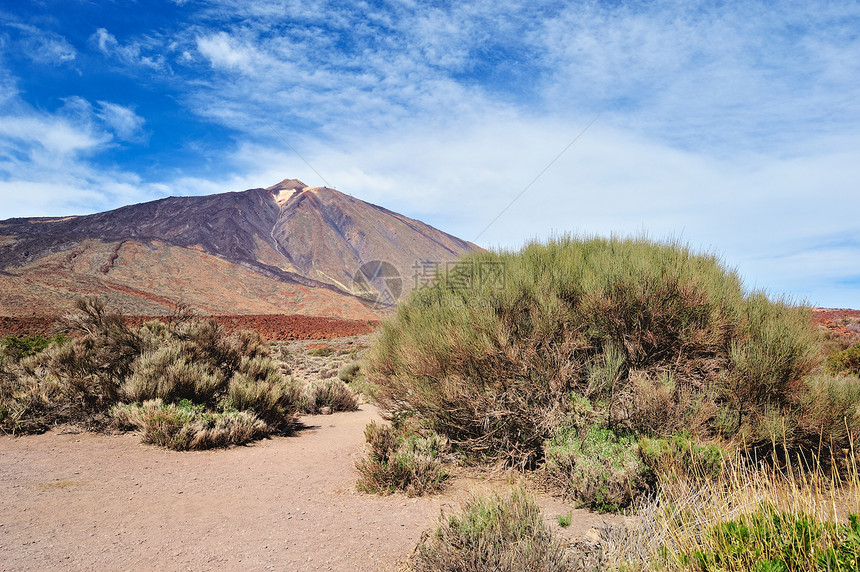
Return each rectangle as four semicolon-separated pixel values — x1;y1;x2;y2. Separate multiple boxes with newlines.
0;314;379;340
812;308;860;345
4;308;857;343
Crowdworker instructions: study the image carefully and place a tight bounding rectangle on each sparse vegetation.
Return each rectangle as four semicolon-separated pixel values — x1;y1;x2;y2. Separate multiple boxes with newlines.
0;297;361;447
3;234;858;572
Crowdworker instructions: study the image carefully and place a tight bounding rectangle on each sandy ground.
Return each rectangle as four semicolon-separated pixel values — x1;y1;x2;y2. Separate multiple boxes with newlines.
0;406;614;572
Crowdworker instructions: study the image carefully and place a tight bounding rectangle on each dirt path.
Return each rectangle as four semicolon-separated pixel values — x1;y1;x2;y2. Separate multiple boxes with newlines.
0;406;614;571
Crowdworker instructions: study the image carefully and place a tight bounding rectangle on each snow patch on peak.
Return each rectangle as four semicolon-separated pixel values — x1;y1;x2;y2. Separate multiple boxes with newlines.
273;188;300;207
266;178;308;207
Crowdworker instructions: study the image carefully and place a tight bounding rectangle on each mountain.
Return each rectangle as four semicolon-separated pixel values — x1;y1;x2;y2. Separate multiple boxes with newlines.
0;179;480;319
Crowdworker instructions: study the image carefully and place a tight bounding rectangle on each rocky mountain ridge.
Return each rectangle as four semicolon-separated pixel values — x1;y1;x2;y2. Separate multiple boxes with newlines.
0;179;479;318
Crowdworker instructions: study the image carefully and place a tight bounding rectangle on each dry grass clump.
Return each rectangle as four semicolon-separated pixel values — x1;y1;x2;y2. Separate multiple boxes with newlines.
595;446;860;571
228;370;302;425
112;399;268;450
365;235;834;506
355;420;449;496
0;372;68;434
301;378;359;414
337;361;361;383
410;487;574;571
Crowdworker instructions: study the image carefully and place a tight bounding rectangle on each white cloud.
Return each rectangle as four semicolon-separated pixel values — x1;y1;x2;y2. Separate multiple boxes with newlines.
3;22;77;65
533;1;860;153
0;113;104;157
96;101;146;142
91;28;165;70
0;90;153;219
218;109;858;307
2;0;859;307
195;32;256;72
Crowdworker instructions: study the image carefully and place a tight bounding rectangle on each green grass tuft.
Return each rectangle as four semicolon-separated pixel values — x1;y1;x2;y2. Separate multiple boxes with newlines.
411;488;574;571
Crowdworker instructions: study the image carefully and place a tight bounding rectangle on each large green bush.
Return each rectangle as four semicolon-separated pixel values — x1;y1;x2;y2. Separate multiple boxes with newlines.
366;236;825;500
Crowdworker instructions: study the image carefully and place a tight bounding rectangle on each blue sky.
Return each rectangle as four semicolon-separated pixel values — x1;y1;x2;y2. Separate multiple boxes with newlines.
1;0;859;308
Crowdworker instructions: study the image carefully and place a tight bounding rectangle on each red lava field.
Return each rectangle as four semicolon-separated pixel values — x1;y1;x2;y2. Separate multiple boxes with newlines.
812;308;860;344
2;308;857;343
0;314;379;340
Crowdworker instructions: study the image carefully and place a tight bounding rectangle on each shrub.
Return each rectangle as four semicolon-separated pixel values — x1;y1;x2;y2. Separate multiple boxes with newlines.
1;334;67;361
16;338;125;424
307;345;337;357
227;372;300;429
171;319;267;378
0;297;313;447
795;373;860;462
122;342;227;404
639;432;727;480
720;294;822;444
355;421;448;496
112;399;268;450
60;297;143;386
337;362;361;383
236;355;281;382
542;421;650;512
828;344;860;376
302;379;359;414
0;374;66;434
366;236;823;472
410;487;574;571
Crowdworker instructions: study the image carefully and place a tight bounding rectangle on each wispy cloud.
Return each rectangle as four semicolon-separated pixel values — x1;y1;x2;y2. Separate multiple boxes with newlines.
90;28;166;70
4;22;76;65
96;101;146;142
0;83;153;217
195;32;259;72
1;0;859;306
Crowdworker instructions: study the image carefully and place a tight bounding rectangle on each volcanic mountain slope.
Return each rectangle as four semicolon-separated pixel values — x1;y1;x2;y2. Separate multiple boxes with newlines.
0;179;479;318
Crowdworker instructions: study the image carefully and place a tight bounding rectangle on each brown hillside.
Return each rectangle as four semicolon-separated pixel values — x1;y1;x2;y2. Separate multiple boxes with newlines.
0;179;480;318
